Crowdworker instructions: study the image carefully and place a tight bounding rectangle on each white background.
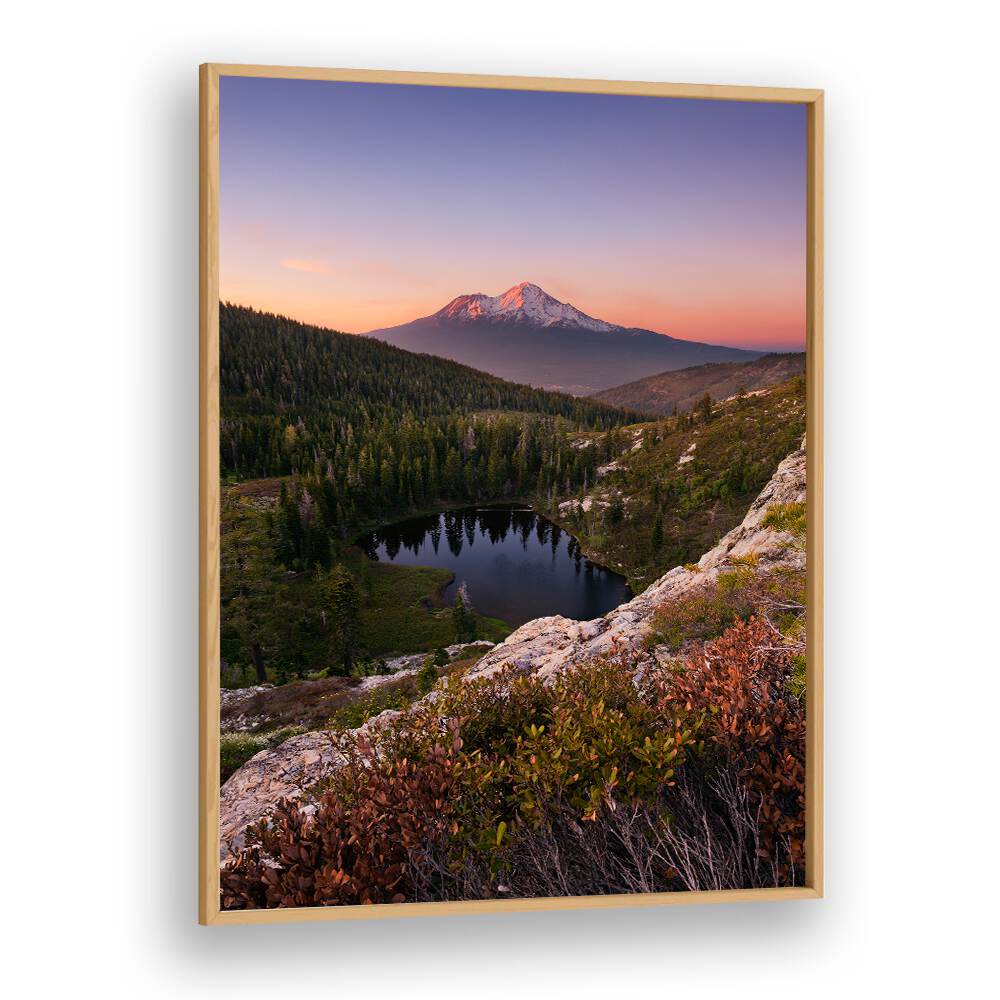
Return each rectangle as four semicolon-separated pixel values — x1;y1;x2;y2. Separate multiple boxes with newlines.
4;1;998;996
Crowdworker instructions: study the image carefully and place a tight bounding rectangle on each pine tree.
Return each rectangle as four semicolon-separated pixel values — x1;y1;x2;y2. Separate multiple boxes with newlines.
453;582;477;643
325;564;360;674
698;392;713;424
651;511;664;553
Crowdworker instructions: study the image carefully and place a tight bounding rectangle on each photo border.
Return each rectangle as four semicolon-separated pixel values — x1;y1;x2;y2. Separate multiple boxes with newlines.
199;63;824;925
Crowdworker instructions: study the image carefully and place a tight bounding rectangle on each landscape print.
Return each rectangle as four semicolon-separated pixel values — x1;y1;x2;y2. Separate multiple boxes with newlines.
216;76;810;909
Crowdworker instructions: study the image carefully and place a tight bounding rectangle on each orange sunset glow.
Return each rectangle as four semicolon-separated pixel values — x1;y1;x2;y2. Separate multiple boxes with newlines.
221;78;806;351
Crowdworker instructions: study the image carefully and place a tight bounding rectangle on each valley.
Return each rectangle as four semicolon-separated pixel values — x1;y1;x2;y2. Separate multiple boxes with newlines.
219;437;810;902
220;302;804;688
219;303;639;688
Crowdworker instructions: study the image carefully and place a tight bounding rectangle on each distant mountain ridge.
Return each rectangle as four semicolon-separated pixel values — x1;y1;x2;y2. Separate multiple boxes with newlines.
366;282;763;395
590;352;806;416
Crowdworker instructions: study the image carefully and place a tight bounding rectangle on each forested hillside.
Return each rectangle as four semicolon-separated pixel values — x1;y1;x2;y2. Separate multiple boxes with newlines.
544;376;806;590
221;304;644;535
219;304;642;686
222;304;637;468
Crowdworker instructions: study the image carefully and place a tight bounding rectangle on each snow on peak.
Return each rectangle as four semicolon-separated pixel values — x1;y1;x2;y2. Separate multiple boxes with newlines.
436;282;618;332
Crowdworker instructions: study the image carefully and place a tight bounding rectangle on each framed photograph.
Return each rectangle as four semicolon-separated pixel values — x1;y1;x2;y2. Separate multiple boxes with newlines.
199;64;823;925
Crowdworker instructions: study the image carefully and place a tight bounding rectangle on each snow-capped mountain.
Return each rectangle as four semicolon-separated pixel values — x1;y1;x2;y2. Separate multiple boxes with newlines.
366;282;763;396
436;282;617;333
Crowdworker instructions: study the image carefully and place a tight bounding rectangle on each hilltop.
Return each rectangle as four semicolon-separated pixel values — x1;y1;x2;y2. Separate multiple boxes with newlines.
590;352;806;416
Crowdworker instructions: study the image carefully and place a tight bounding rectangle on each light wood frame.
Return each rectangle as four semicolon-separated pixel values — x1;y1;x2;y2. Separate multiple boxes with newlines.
199;63;824;925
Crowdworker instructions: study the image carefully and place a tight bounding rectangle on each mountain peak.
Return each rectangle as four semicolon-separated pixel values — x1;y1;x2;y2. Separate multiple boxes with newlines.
434;282;617;333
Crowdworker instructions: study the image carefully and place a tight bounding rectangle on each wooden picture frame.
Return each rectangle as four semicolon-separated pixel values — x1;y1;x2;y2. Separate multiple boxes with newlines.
199;63;823;925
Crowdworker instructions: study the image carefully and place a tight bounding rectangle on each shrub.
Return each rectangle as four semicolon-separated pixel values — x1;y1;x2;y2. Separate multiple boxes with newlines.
651;552;805;653
650;578;756;650
429;656;697;849
418;622;805;898
657;616;806;885
348;657;393;679
221;725;462;908
425;668;552;761
503;656;696;822
788;654;807;699
325;679;414;731
416;656;438;695
762;501;806;539
222;618;806;907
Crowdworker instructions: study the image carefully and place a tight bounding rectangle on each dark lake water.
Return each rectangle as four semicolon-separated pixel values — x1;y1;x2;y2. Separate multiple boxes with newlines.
358;507;632;628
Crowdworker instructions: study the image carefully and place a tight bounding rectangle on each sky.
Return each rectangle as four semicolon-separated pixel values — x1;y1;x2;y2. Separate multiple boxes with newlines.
220;77;806;351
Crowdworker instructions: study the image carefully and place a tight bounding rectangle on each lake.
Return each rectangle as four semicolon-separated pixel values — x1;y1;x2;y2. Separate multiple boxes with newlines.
358;507;632;628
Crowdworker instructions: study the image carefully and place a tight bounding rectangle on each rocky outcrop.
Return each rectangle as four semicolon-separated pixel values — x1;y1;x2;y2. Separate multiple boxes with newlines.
218;642;494;854
220;730;345;854
219;706;410;855
219;442;806;859
464;442;805;683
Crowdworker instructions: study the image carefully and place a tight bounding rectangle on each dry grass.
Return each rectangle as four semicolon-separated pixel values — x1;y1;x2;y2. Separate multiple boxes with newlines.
221;675;361;733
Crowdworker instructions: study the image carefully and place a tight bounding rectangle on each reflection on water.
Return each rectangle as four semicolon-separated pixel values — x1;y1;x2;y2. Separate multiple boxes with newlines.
358;507;632;628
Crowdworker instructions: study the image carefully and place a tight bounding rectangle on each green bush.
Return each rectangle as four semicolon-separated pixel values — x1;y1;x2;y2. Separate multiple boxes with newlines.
402;657;698;861
651;548;805;652
762;501;806;539
788;654;807;699
349;657;391;679
326;679;415;731
416;656;439;695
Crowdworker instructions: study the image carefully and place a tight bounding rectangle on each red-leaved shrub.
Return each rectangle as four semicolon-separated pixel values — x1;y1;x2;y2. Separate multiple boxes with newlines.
221;615;806;907
221;726;461;909
657;615;805;883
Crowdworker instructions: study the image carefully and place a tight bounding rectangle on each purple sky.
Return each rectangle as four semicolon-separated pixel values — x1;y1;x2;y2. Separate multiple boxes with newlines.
220;76;806;350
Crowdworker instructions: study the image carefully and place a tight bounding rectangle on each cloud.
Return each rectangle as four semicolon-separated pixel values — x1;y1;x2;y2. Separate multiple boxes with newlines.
280;258;334;275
